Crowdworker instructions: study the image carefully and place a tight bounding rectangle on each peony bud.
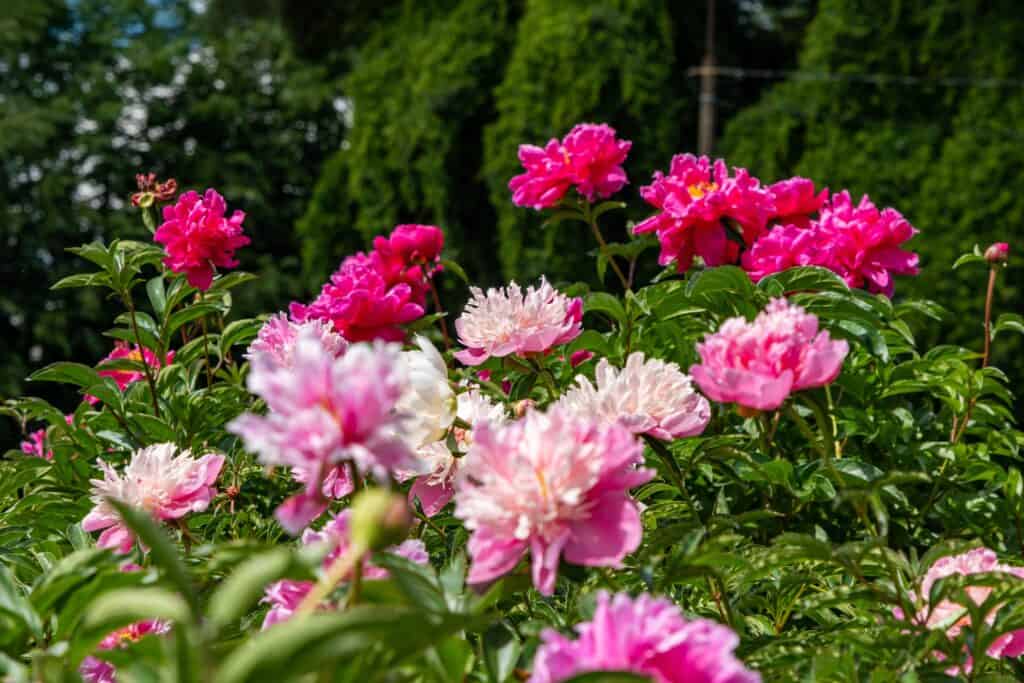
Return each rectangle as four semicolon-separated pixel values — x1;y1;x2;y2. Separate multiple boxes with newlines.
985;242;1009;265
349;488;412;551
513;399;536;417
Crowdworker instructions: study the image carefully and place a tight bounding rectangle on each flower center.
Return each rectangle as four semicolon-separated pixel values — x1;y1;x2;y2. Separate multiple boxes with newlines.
127;350;144;362
687;181;718;199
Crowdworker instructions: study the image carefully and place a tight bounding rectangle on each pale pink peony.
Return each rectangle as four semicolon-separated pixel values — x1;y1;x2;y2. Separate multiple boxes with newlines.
87;342;174;405
454;278;583;366
82;443;224;553
20;428;52;460
690;299;849;411
510;123;632;209
897;547;1024;673
633;154;774;272
261;509;428;629
530;591;760;683
454;408;653;596
80;619;171;683
814;191;919;297
766;177;827;228
228;331;415;534
154;189;249;291
558;352;711;440
246;313;347;370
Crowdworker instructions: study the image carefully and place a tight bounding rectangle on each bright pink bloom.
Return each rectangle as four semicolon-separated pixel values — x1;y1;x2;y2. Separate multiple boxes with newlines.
20;428;52;460
531;591;760;683
154;189;249;291
290;252;424;342
690;299;849;411
510;123;632;209
558;352;711;441
80;619;171;683
766;177;827;228
261;509;428;628
634;155;774;272
82;443;224;553
454;408;653;596
569;349;594;368
372;224;445;293
814;191;919;297
247;313;347;370
87;342;174;404
740;223;840;283
454;278;583;366
985;242;1009;265
228;331;415;534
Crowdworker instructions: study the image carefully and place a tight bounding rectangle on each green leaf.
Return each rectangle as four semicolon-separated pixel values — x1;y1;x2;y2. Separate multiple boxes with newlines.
370;552;447;613
221;318;263;352
482;622;521;683
51;272;112;290
146;276;167;317
207;549;295;632
29;362;103;388
993;313;1024;339
0;563;43;645
758;266;849;294
440;258;469;283
206;271;257;293
68;242;115;270
584;292;627;326
166;304;221;337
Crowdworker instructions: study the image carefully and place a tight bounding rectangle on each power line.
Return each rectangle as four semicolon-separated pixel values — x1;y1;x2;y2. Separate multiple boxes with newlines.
687;65;1024;89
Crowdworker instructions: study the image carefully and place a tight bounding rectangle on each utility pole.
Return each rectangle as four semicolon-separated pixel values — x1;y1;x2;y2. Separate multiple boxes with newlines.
697;0;717;156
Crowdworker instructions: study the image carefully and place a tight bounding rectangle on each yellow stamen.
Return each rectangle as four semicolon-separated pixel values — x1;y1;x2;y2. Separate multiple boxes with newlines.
687;181;718;199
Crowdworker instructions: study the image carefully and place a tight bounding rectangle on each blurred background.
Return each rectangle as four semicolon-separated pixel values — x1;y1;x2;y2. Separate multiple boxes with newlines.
2;0;1021;448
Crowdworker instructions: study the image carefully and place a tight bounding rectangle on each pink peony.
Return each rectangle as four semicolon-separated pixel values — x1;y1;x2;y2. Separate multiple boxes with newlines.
261;509;428;629
454;408;653;596
814;191;919;297
454;278;583;366
87;342;174;405
246;313;347;370
531;591;760;683
558;352;711;441
633;155;774;272
985;242;1009;265
82;443;224;553
766;177;827;228
569;349;594;368
154;189;249;291
80;618;171;683
20;428;52;460
690;299;849;411
228;331;415;534
290;252;425;343
372;224;445;295
510;123;632;209
897;547;1024;673
740;223;840;283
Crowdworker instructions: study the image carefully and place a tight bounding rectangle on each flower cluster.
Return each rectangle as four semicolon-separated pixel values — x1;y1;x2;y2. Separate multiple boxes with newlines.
83;443;224;553
531;591;760;683
290;224;443;342
690;298;848;412
261;510;428;628
154;188;249;291
510;123;632;209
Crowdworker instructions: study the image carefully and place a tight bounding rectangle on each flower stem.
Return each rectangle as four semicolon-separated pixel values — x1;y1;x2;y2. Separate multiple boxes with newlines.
583;203;630;291
952;265;999;443
427;279;451;351
123;290;161;417
295;541;367;617
198;293;215;388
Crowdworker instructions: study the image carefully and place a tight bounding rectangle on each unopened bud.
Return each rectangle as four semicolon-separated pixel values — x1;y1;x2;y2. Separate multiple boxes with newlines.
513;399;536;417
349;488;411;551
985;242;1009;265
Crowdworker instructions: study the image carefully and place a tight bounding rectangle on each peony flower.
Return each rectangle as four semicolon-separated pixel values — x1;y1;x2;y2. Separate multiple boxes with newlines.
80;618;171;683
530;591;761;683
154;189;249;291
814;191;919;297
372;224;445;295
633;154;774;272
290;252;425;343
454;278;583;366
510;123;632;209
409;388;509;516
766;177;827;228
690;299;849;411
228;331;415;534
87;342;174;405
558;352;711;440
985;242;1009;265
396;336;456;449
454;408;653;596
246;313;347;370
261;509;428;629
740;223;841;283
896;547;1024;674
20;428;52;460
82;443;224;553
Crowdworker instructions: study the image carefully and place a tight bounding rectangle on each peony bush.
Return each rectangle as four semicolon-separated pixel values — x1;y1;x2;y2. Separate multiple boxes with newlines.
2;123;1023;682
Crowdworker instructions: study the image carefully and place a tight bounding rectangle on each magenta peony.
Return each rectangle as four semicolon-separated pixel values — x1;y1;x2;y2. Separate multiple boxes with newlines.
372;224;445;294
558;352;711;440
634;154;774;272
454;278;583;366
20;428;52;460
154;189;249;291
247;313;347;370
82;443;224;553
690;299;848;411
87;342;174;405
261;509;428;628
740;223;839;283
766;177;827;228
228;330;415;534
509;123;632;209
530;591;761;683
454;408;652;596
80;618;171;683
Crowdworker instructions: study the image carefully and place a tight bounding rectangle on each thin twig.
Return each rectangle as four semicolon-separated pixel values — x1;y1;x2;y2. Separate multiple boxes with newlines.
428;279;451;350
585;204;630;291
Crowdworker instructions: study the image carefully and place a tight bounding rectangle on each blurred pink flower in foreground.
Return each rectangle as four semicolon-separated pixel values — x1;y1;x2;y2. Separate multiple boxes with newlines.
154;188;249;291
895;547;1024;674
690;298;848;411
510;123;632;209
228;331;414;534
634;154;774;272
247;313;347;370
87;342;174;405
83;443;224;553
530;591;761;683
766;177;827;228
558;352;711;441
20;428;51;460
454;278;583;366
454;408;652;596
261;509;428;629
80;619;171;683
